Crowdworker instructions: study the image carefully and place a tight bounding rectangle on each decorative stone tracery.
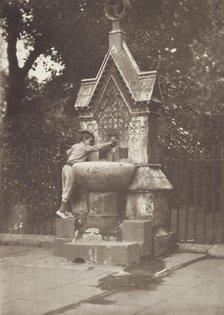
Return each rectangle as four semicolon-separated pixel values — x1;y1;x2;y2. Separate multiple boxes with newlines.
95;78;131;146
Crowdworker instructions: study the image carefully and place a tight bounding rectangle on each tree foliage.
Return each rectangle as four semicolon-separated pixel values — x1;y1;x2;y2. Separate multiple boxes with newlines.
126;0;224;157
1;0;224;230
0;0;224;156
0;0;103;115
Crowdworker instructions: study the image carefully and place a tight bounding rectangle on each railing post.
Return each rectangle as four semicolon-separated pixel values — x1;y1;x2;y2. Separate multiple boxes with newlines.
193;147;197;242
0;147;3;233
221;144;224;242
184;160;189;241
203;160;207;243
211;145;215;243
24;151;29;234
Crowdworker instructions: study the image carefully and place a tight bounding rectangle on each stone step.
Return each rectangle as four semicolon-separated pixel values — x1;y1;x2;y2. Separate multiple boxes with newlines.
121;220;153;242
154;231;177;257
63;239;140;265
121;220;154;257
54;237;73;256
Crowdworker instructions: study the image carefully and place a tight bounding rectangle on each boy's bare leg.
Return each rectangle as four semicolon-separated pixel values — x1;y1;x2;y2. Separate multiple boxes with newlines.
57;166;75;219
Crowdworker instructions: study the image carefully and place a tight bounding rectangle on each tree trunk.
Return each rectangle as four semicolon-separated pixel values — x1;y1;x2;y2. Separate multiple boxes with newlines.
6;70;25;116
5;4;41;117
5;4;24;117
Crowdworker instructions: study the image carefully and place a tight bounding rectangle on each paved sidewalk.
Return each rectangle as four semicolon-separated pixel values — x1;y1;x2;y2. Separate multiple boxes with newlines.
0;244;222;315
0;246;121;315
79;258;224;315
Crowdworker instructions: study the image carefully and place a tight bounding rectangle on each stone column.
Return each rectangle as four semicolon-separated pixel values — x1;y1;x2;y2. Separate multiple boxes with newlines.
126;164;173;230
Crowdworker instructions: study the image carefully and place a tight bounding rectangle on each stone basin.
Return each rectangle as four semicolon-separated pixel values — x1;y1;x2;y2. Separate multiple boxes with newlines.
73;161;136;192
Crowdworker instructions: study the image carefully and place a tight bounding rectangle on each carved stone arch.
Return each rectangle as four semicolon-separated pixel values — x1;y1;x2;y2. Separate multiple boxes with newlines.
93;76;131;146
88;58;135;115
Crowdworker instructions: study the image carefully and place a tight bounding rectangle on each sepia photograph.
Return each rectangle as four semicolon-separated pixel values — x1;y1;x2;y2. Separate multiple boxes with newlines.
0;0;224;314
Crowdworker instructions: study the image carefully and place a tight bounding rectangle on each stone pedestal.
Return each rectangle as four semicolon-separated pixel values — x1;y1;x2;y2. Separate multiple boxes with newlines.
126;192;154;220
126;165;172;229
55;10;176;265
122;165;175;258
121;220;153;256
71;191;124;235
63;240;140;265
55;219;75;256
121;220;153;242
154;230;177;257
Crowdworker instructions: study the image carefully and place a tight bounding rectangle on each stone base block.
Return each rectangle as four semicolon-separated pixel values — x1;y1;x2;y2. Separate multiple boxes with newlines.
56;218;75;238
63;240;140;265
169;231;177;253
126;192;154;219
85;215;120;236
121;220;153;243
154;231;177;257
56;215;121;239
139;241;153;257
54;238;73;256
88;192;122;215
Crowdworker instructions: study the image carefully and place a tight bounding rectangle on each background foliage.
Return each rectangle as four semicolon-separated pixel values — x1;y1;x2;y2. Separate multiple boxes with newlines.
1;0;224;157
0;0;224;233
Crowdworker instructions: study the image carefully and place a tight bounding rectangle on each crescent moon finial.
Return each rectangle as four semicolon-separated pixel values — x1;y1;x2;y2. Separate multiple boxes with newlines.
104;0;131;22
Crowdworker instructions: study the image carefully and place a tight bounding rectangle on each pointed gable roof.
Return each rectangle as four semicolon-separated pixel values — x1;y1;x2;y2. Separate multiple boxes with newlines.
75;31;162;111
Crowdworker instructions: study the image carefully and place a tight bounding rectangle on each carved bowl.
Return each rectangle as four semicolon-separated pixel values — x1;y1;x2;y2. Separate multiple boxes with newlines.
72;161;136;192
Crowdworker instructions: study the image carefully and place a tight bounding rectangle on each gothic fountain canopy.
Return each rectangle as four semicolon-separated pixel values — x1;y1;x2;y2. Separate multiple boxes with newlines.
56;0;174;266
74;0;164;164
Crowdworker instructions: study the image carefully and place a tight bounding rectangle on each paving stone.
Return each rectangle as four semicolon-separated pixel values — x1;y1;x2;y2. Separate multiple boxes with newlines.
207;244;224;258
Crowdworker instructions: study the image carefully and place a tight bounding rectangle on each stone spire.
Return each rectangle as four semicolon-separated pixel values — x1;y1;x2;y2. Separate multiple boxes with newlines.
104;0;131;50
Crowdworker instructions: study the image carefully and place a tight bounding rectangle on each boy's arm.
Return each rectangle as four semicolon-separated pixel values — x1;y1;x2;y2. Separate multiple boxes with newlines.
85;141;113;153
85;137;118;153
66;145;74;156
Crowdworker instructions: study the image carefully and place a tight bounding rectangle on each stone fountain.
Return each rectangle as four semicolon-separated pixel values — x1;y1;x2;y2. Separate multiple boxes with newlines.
55;0;175;264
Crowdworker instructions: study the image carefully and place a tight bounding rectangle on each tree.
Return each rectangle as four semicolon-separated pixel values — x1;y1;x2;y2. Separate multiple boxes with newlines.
0;0;42;115
124;0;224;157
0;0;107;154
1;0;224;156
0;0;106;116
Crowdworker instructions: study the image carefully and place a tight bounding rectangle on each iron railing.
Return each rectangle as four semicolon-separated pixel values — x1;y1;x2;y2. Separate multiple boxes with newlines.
0;148;62;235
163;146;224;244
0;146;224;243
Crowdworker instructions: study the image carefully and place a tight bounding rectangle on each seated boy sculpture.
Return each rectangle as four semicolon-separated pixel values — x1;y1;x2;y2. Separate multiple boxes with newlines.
56;130;117;219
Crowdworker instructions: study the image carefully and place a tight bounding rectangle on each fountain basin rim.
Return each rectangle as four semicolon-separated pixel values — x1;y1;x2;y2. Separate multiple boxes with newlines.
72;161;136;192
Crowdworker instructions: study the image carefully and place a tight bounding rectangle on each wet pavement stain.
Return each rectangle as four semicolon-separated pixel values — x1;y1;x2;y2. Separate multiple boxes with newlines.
87;297;116;305
42;259;169;314
96;258;166;292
